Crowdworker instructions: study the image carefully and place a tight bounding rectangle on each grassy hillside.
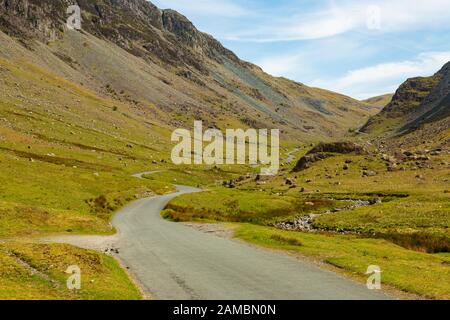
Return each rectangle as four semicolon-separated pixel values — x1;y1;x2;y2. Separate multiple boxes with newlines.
0;0;380;241
362;94;393;109
164;143;450;299
0;242;141;300
0;0;448;300
0;50;177;237
361;62;450;144
0;0;377;142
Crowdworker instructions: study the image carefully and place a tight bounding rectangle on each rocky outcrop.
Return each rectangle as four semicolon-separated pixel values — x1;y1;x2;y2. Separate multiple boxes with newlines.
361;61;450;137
403;61;450;130
273;198;381;233
0;0;68;42
0;0;242;71
293;142;366;172
293;153;333;172
161;9;240;64
308;141;366;154
0;0;379;140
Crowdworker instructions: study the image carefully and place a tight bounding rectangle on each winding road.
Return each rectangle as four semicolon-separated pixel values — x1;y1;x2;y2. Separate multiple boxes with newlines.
46;172;391;300
109;176;390;300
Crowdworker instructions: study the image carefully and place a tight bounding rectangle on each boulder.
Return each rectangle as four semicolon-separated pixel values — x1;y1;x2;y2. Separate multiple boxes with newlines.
308;142;366;154
285;178;295;185
293;142;365;172
293;153;332;171
362;170;377;177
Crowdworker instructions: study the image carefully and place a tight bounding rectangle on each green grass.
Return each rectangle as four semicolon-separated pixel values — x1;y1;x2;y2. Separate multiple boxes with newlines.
235;223;450;300
0;56;181;238
0;53;182;299
313;194;450;236
285;154;450;247
0;150;176;237
164;152;449;237
1;47;449;300
142;166;247;188
0;243;141;300
247;153;449;237
163;187;337;224
162;150;450;298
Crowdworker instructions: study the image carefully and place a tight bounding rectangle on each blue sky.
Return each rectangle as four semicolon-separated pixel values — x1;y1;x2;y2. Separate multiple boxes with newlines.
152;0;450;100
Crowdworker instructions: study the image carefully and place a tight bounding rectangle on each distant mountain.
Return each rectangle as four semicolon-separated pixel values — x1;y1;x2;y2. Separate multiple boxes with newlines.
402;62;450;131
362;94;393;109
361;62;450;134
0;0;377;141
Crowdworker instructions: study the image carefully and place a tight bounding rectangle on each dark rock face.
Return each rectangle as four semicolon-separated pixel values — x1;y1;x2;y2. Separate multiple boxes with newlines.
361;61;450;136
293;142;365;172
0;0;242;71
160;9;240;64
0;0;69;42
293;153;332;172
0;0;380;139
403;61;450;129
308;142;366;154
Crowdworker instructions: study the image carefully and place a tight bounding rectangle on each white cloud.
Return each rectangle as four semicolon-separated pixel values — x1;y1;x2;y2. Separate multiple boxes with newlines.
335;52;450;88
224;6;357;42
226;0;450;42
258;53;304;76
149;1;450;100
313;51;450;99
151;0;249;17
256;37;376;80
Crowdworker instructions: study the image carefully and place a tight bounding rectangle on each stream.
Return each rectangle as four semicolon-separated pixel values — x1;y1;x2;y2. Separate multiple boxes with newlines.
273;198;381;233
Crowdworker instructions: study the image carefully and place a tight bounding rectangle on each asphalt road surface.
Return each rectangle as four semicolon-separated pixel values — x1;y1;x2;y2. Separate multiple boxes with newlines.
111;184;391;300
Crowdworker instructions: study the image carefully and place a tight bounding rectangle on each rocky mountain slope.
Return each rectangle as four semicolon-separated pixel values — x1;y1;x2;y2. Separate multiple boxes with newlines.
362;94;393;109
360;62;450;149
0;0;378;141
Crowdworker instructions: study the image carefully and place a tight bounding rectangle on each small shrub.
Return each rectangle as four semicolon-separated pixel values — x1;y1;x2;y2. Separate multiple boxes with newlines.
86;195;115;218
374;232;450;253
270;234;303;246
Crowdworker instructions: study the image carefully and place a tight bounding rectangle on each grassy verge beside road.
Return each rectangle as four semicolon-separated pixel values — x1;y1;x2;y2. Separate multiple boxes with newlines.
163;151;450;299
235;223;450;300
0;242;141;300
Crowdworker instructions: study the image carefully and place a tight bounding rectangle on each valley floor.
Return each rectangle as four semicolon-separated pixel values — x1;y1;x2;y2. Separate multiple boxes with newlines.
160;148;450;300
1;144;449;299
0;0;449;301
33;185;391;300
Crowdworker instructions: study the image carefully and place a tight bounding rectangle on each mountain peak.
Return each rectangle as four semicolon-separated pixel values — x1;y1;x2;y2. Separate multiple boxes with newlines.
361;60;450;139
0;0;376;140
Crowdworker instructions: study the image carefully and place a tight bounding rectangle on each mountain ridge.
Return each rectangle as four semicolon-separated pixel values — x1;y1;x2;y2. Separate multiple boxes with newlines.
362;94;393;109
361;62;450;135
360;61;450;150
0;0;378;141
